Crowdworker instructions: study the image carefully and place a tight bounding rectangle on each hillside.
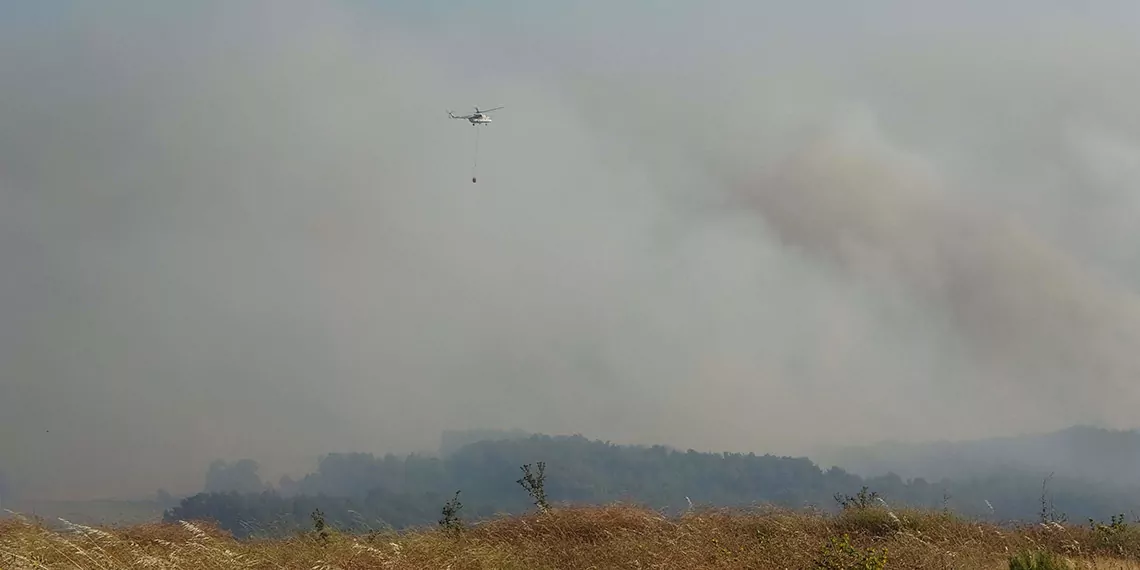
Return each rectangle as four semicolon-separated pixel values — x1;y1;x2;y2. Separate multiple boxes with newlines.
813;425;1140;487
5;503;1140;569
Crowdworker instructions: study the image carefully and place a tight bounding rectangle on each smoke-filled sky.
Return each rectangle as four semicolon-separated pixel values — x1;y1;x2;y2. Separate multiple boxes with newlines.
5;1;1140;499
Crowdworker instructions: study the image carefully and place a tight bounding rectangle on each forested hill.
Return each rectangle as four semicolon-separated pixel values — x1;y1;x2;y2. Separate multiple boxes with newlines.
166;433;1140;537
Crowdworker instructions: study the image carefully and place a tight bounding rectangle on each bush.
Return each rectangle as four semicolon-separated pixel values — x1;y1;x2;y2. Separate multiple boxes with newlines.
814;534;888;570
835;507;901;537
1008;549;1071;570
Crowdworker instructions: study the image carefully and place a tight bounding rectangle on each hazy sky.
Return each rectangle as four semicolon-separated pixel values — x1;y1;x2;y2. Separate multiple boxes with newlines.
4;1;1140;499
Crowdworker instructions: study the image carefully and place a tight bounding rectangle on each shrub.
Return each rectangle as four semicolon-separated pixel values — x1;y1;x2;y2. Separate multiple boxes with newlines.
814;533;888;570
1008;549;1071;570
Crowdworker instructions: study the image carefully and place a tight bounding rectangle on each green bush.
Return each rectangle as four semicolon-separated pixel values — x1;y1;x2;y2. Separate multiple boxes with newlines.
1008;549;1070;570
815;534;888;570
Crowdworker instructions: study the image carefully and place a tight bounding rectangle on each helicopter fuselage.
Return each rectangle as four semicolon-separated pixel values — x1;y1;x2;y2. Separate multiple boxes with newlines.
468;114;492;124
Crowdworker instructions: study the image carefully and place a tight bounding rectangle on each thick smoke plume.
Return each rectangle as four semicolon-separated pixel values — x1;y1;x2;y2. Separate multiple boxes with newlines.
728;113;1140;430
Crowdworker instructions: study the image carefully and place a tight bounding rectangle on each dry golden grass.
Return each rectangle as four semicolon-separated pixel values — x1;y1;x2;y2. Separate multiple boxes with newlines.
4;504;1140;569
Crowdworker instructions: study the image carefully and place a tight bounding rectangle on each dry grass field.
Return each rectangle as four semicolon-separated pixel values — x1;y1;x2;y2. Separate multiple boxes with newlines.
4;503;1140;569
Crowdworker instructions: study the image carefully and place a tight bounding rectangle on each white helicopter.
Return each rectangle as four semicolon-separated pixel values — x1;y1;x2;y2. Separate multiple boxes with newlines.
448;106;504;125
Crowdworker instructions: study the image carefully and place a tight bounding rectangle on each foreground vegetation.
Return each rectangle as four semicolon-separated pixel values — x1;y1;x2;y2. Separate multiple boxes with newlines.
7;500;1140;569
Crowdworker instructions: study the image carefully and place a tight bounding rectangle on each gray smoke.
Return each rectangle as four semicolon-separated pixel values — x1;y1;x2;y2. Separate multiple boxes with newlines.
4;1;1140;499
727;112;1140;430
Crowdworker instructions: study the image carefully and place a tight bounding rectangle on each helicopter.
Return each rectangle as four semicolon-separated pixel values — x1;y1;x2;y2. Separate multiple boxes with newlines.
448;106;504;125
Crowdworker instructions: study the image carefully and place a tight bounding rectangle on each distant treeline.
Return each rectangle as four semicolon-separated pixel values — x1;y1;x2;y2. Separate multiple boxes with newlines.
166;433;1140;537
